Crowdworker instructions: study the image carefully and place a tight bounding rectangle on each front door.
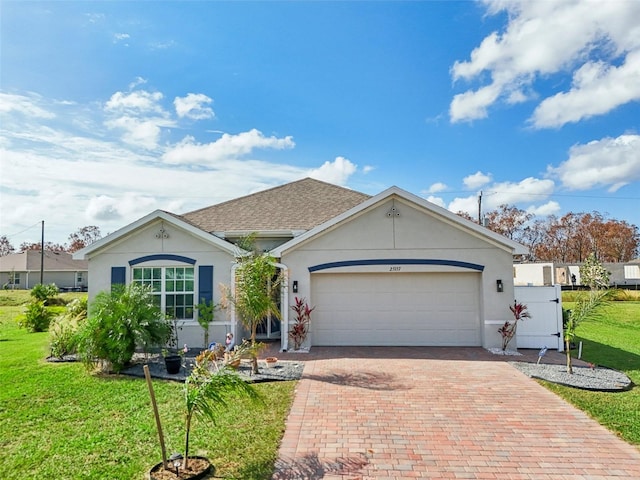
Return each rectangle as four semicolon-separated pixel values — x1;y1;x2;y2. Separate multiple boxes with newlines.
256;268;282;340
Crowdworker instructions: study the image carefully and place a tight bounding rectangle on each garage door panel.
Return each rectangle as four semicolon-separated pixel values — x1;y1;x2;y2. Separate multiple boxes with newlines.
311;272;481;346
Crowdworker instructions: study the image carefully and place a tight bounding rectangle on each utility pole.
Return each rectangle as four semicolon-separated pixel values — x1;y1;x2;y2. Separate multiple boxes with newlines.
40;220;44;284
478;191;482;225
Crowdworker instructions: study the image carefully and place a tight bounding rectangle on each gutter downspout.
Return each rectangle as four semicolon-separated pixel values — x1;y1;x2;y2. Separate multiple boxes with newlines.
230;263;238;340
275;263;289;352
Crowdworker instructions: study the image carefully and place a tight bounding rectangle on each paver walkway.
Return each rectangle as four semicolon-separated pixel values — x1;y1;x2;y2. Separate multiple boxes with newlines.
272;347;640;479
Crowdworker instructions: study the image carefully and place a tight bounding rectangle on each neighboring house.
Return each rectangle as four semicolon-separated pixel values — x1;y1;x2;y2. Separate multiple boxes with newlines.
75;178;527;350
0;250;88;290
514;260;640;288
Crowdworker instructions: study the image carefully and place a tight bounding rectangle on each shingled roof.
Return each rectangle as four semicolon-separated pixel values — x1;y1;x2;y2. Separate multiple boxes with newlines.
180;177;371;234
0;250;88;271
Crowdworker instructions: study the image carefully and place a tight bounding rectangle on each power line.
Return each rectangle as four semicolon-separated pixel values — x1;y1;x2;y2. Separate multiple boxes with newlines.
2;222;43;240
429;189;640;201
487;191;640;200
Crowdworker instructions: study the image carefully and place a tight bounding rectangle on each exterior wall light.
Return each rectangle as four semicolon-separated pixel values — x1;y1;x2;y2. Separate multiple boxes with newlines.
496;279;503;292
292;280;298;293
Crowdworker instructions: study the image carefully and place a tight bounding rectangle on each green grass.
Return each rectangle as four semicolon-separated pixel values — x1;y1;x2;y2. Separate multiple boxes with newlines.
542;296;640;445
1;289;638;479
0;295;296;480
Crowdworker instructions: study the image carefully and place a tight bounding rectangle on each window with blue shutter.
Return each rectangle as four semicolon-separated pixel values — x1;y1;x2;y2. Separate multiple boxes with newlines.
198;265;214;305
111;266;126;288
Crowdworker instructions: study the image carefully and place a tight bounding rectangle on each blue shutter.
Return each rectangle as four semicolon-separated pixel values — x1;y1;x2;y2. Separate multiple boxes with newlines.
111;266;126;288
198;265;214;304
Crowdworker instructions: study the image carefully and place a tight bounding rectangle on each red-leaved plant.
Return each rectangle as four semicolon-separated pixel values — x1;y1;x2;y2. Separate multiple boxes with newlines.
289;297;315;350
498;301;531;351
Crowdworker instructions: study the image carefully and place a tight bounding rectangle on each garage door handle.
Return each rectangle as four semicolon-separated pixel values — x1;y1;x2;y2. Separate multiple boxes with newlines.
549;298;559;303
551;332;561;337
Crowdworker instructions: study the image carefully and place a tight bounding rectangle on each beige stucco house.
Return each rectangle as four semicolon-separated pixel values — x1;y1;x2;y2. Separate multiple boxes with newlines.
74;178;527;351
0;250;88;291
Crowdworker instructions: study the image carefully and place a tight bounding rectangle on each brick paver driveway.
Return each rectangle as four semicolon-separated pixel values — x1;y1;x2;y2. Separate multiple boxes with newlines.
272;347;640;479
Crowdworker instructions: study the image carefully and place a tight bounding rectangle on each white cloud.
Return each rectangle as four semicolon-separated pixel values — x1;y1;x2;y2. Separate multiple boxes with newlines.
450;84;501;122
104;116;168;150
150;40;176;50
450;0;640;126
0;87;367;247
86;195;122;221
105;90;165;114
113;33;130;44
308;156;357;186
174;93;214;120
463;171;492;190
86;193;156;222
85;13;105;24
531;51;640;128
445;176;555;218
548;134;640;191
485;177;555;208
527;201;561;217
104;89;173;150
426;195;446;208
162;129;294;165
426;182;448;194
448;195;478;216
128;77;147;90
0;92;55;119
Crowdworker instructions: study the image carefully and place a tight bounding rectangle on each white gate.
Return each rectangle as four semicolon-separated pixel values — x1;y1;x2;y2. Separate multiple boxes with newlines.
515;285;564;351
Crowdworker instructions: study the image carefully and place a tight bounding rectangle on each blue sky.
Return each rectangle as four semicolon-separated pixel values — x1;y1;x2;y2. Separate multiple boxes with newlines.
1;0;639;247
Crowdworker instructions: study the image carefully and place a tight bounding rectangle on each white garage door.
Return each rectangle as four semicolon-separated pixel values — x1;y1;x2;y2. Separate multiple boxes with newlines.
311;272;481;346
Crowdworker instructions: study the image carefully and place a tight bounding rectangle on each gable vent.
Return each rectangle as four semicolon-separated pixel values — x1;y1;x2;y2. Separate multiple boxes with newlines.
386;207;400;217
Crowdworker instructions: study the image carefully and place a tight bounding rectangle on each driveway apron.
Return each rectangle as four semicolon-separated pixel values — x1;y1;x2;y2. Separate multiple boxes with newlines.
273;348;640;479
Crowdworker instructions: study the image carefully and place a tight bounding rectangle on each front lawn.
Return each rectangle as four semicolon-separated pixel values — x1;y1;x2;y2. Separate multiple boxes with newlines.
1;289;638;479
0;302;295;479
542;297;640;445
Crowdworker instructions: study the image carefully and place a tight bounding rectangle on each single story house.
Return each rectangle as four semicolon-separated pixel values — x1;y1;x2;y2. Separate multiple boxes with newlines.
0;250;88;290
75;178;527;351
514;260;640;288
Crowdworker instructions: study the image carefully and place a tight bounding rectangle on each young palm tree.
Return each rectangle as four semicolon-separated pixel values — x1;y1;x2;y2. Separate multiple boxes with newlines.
564;289;610;374
182;360;260;469
227;249;281;374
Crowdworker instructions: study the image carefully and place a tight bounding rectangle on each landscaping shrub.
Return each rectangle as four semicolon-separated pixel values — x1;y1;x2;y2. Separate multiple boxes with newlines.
49;297;87;358
75;283;170;372
19;300;53;332
608;288;631;301
30;283;60;305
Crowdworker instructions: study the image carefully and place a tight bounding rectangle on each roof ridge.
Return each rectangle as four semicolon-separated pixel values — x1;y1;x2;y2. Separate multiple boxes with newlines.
182;177;365;215
179;178;370;233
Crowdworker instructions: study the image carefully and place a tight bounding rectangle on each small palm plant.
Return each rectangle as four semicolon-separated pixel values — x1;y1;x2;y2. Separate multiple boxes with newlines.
224;249;281;374
182;353;261;470
76;283;170;372
564;254;612;374
564;289;610;374
498;301;531;351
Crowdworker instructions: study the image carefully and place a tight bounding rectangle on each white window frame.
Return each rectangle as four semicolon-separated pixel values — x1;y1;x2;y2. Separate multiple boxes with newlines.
132;266;196;321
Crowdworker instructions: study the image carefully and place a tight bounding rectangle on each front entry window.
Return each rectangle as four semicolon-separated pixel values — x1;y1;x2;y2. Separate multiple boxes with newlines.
132;266;194;319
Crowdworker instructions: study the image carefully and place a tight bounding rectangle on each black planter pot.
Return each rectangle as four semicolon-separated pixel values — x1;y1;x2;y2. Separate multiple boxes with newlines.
164;354;182;374
149;456;213;480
